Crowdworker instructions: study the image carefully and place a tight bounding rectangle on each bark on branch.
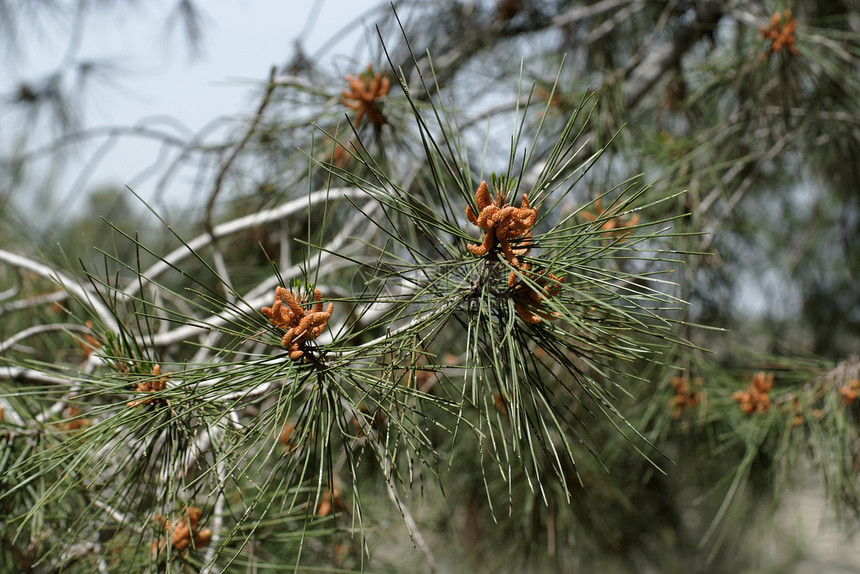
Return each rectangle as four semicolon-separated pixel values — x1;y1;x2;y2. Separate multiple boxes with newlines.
623;1;726;109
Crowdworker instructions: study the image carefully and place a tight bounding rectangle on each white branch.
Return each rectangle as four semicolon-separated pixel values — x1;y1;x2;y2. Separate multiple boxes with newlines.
0;366;77;386
0;289;67;316
126;187;367;296
0;323;90;355
148;199;379;349
0;249;118;331
552;0;639;26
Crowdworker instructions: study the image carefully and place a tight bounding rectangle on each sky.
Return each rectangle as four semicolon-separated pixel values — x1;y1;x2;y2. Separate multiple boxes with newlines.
3;0;374;218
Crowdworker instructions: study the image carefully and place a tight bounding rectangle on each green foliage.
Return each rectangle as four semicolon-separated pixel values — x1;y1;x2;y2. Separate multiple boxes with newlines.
2;2;860;573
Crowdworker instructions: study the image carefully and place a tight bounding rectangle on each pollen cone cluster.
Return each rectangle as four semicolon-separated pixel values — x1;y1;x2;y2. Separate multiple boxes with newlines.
580;197;639;239
760;10;798;59
839;379;860;404
732;371;774;414
128;364;168;408
154;506;212;555
669;376;702;419
508;267;565;324
466;180;563;323
341;65;390;127
466;180;536;266
262;286;333;360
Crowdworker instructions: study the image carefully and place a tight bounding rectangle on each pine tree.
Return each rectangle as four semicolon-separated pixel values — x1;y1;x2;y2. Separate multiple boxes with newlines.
1;2;860;572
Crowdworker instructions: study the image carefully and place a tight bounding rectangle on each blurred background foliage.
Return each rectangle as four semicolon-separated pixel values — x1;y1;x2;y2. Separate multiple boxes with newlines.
2;1;860;573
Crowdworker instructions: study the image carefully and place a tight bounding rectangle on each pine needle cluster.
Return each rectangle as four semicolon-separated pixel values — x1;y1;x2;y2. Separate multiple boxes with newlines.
2;2;860;573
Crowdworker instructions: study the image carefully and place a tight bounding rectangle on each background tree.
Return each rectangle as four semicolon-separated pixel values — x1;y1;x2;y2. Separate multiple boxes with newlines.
2;1;860;572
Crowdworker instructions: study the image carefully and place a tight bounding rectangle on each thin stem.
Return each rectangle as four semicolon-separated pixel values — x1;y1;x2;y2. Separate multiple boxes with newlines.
204;66;278;237
126;188;366;296
0;249;118;331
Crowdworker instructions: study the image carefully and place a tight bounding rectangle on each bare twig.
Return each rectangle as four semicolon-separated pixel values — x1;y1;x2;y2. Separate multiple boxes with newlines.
126;187;366;296
699;134;789;251
203;66;278;237
0;249;118;331
623;1;727;108
0;323;91;355
552;0;640;26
